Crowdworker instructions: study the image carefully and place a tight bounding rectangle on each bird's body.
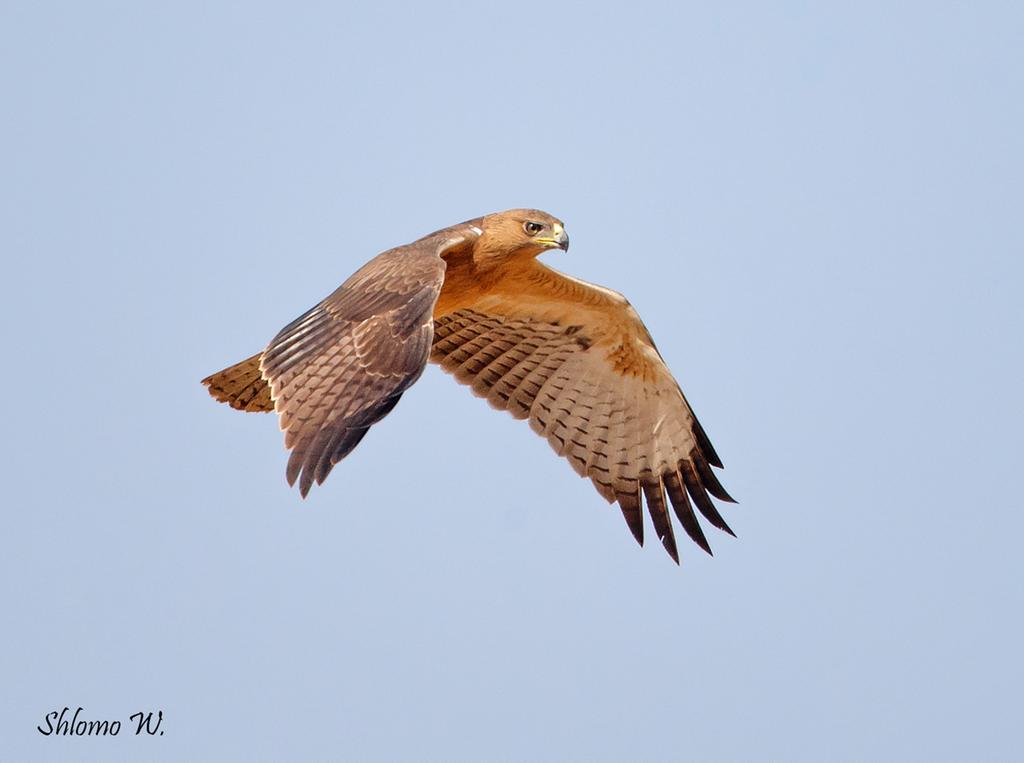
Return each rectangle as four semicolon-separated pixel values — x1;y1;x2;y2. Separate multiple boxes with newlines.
203;209;735;563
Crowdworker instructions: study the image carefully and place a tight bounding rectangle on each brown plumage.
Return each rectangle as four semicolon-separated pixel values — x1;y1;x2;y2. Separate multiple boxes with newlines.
202;209;736;563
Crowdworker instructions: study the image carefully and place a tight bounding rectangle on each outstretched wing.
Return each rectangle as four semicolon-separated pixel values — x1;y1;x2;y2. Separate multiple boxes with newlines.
430;261;734;563
258;229;473;496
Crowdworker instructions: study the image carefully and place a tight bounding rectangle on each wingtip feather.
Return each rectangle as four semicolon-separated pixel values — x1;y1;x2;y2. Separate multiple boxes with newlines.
681;461;735;538
692;451;737;504
664;470;714;556
617;486;644;547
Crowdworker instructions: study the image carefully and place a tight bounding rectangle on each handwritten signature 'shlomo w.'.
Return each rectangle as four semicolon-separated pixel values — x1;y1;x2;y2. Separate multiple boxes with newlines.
37;707;164;737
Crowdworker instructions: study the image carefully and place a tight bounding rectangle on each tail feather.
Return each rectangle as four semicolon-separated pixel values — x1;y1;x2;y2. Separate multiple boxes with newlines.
202;353;275;412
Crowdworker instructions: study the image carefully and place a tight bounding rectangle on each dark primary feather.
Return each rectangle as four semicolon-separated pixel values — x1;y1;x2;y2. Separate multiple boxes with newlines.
642;477;679;563
664;469;712;555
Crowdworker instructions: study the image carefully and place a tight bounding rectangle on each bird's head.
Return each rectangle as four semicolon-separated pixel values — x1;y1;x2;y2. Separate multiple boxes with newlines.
471;209;569;265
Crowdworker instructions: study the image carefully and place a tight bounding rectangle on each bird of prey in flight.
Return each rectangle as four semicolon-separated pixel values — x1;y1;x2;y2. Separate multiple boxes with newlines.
202;209;735;563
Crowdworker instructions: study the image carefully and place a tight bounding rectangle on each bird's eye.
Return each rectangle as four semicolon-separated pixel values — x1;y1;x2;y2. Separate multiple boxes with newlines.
524;221;544;236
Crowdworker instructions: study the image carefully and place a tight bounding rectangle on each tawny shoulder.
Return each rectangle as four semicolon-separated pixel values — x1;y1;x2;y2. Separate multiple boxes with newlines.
436;258;663;379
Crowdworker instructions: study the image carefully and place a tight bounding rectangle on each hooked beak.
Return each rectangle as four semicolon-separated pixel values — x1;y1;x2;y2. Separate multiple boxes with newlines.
538;222;570;252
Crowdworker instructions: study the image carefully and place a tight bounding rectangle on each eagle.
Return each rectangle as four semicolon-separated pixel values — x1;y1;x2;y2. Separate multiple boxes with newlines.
202;209;735;563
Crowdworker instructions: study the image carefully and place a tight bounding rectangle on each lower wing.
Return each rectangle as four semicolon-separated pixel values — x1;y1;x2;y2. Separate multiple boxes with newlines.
429;261;735;563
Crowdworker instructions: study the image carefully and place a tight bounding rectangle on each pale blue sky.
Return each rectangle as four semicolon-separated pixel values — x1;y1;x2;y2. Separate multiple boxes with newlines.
2;2;1022;761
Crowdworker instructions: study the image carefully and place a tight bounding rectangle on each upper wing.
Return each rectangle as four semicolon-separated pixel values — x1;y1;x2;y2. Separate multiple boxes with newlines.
430;261;734;563
259;228;474;496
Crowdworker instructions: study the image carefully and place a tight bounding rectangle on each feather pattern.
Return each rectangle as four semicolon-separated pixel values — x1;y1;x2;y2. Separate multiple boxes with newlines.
202;209;734;562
